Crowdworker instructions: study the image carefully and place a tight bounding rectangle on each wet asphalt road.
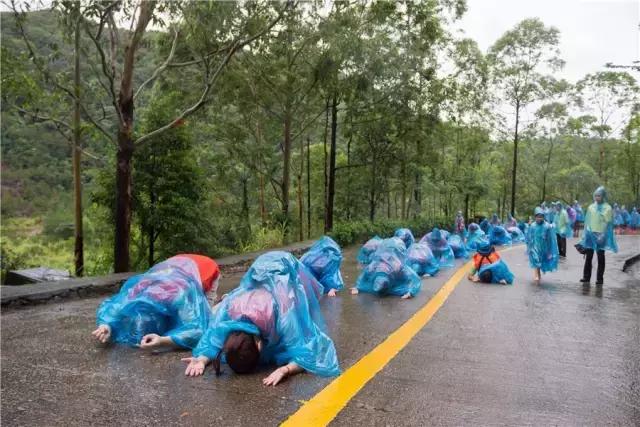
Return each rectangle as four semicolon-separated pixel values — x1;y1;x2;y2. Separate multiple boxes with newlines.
1;236;639;426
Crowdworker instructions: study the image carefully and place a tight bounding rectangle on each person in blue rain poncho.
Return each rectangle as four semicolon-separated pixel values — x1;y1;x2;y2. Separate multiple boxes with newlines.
479;218;491;234
629;207;640;231
454;211;466;238
552;202;572;258
621;206;630;229
489;213;501;226
572;200;584;237
579;186;617;285
465;223;486;252
183;251;340;386
300;236;344;297
406;242;440;277
447;234;470;259
92;255;218;350
543;202;555;224
504;214;525;243
488;225;512;246
351;240;422;299
394;228;415;249
566;204;576;230
467;240;514;285
419;228;455;268
526;207;559;284
613;203;624;232
357;235;383;266
379;236;409;259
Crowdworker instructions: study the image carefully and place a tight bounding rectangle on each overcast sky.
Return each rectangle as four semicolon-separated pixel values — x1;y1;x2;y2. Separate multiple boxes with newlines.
454;0;639;82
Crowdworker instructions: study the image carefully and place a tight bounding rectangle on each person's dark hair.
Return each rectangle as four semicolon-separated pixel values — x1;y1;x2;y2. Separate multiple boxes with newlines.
213;331;260;375
479;270;493;283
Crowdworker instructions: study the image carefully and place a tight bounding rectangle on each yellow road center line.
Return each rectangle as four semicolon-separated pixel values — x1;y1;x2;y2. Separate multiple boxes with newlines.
281;257;479;427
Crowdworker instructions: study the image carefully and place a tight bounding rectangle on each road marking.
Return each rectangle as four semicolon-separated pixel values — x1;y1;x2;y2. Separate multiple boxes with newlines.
281;257;481;427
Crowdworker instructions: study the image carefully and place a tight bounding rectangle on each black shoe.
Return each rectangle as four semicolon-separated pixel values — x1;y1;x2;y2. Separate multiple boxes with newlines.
595;280;603;285
579;278;590;283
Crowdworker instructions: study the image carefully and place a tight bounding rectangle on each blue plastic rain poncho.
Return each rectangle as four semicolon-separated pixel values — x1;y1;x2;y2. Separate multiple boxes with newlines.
96;256;212;349
629;208;640;229
490;213;501;226
479;219;491;234
517;221;528;235
573;201;584;222
566;205;577;225
621;207;630;225
192;251;340;377
378;237;409;259
393;228;415;249
507;226;526;243
579;187;618;253
466;223;486;252
543;205;555;224
488;225;512;246
472;241;514;284
553;203;572;238
478;260;515;285
300;236;344;293
355;247;422;297
613;204;624;227
406;242;440;277
447;234;470;259
454;211;466;237
357;236;383;266
526;212;559;273
505;214;517;229
419;228;455;268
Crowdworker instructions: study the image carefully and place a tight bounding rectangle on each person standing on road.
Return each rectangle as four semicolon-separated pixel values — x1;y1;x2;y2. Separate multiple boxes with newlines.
526;207;559;284
572;200;584;237
553;201;571;258
579;186;617;285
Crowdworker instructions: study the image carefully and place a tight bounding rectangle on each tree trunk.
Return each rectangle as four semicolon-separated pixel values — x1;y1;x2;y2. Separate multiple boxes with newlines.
259;174;266;227
401;139;407;220
114;136;134;273
322;97;330;230
306;137;311;238
325;93;338;232
510;99;520;216
241;177;251;241
464;193;469;225
148;188;155;268
113;1;155;273
346;131;352;220
369;144;376;221
297;137;304;241
282;110;292;231
72;10;83;277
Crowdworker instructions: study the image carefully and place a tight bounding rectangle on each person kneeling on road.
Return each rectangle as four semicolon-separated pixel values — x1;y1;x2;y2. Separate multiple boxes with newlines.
182;251;340;386
467;240;514;285
92;254;219;350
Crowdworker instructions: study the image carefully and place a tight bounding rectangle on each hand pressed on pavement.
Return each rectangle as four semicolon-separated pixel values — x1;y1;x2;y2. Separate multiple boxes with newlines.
91;325;111;343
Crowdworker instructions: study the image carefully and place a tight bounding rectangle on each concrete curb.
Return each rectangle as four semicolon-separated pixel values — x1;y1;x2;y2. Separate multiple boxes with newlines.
1;240;316;309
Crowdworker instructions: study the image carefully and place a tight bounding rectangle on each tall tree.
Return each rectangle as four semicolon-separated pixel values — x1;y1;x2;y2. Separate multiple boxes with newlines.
489;18;564;215
573;71;639;181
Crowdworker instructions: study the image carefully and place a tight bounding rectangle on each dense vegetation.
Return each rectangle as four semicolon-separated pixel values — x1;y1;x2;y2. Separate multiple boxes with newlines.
1;1;638;280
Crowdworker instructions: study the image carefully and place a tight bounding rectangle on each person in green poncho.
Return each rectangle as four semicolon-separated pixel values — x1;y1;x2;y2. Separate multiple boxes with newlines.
579;186;618;285
553;201;571;258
